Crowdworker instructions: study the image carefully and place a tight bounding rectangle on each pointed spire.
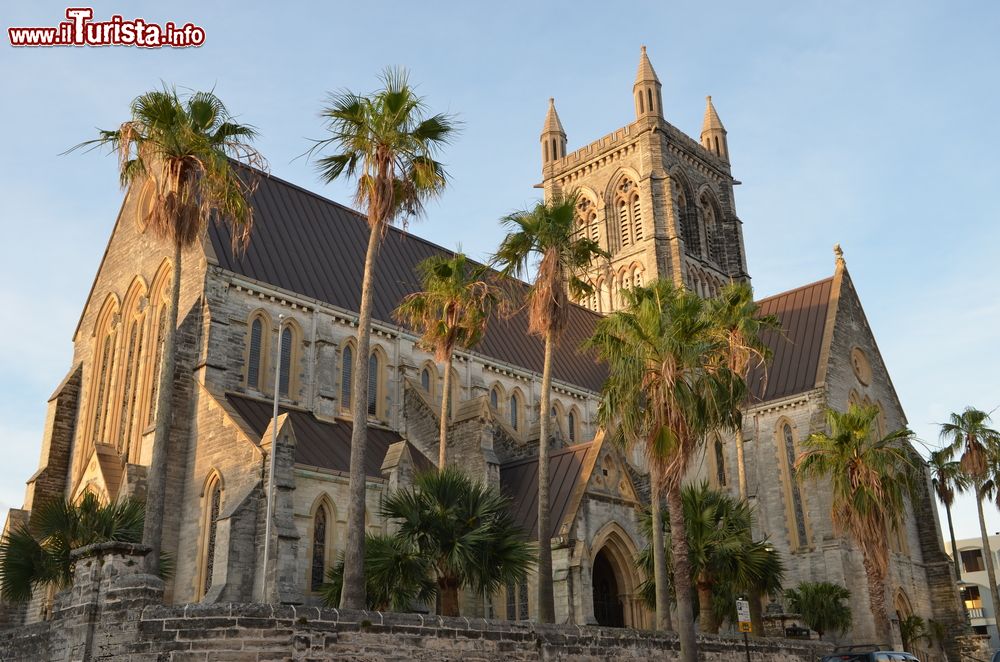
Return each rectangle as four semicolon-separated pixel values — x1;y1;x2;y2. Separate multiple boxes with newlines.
635;45;660;85
633;46;663;121
699;95;729;162
540;98;567;167
701;95;725;133
541;97;565;137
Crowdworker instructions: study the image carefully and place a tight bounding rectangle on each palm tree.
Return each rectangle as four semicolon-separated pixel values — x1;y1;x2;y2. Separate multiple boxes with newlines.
898;614;930;653
926;448;969;581
321;532;436;612
0;493;145;602
310;68;455;609
73;88;265;573
379;468;534;617
795;404;918;643
585;281;743;660
394;252;501;468
704;281;779;499
491;194;606;623
942;408;1000;626
941;407;1000;479
636;482;784;633
783;581;852;641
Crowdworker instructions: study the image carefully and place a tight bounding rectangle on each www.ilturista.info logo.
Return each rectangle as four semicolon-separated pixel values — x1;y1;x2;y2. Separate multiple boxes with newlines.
8;8;205;48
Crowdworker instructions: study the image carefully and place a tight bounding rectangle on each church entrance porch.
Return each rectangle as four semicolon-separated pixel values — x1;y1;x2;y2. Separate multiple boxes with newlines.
588;524;647;629
592;548;625;627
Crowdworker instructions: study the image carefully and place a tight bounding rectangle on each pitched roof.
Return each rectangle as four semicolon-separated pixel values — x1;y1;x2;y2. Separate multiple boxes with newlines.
208;171;607;393
224;393;432;476
748;277;834;403
499;443;592;541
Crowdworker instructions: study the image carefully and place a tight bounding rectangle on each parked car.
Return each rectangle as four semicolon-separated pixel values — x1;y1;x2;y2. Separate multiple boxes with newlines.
821;649;920;662
990;651;1000;662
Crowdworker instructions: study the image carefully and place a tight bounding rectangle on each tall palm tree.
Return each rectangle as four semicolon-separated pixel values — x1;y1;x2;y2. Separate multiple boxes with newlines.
310;68;455;609
636;481;784;633
941;408;1000;624
783;581;852;641
379;468;534;617
795;404;918;643
926;448;969;581
941;407;1000;479
73;88;265;573
0;492;145;602
704;281;779;499
394;252;501;468
491;194;606;623
585;281;742;661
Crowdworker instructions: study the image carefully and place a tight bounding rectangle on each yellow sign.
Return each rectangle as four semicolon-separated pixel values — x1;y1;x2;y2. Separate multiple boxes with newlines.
738;622;752;633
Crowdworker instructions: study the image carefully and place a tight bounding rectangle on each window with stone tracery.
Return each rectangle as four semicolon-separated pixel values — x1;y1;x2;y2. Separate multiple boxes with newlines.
674;181;700;256
310;503;330;591
781;423;808;549
576;196;599;245
614;177;641;250
700;193;723;265
117;318;144;454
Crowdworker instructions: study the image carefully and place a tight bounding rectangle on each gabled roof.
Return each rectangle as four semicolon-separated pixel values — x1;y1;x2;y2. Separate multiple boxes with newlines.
500;443;592;541
748;277;834;403
224;393;432;476
207;171;607;393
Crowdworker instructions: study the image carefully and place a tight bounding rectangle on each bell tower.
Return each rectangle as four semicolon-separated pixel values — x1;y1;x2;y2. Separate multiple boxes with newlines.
539;47;750;314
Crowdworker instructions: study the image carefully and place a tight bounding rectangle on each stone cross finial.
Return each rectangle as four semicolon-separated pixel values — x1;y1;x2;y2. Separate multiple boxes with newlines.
834;243;845;266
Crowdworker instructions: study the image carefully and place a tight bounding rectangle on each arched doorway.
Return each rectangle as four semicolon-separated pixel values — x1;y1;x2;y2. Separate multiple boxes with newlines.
592;549;625;627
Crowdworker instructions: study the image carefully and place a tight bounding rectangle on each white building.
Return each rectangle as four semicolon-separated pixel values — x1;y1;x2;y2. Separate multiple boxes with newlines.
946;534;1000;648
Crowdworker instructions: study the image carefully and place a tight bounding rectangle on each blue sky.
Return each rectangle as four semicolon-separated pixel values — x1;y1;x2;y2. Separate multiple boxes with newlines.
1;1;997;542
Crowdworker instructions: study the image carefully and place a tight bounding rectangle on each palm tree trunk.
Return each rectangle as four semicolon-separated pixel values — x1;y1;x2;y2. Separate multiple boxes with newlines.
666;479;698;662
977;487;1000;627
945;502;961;581
650;467;672;631
438;354;452;469
536;332;555;623
143;238;181;574
439;576;461;617
735;433;747;499
696;579;716;633
340;223;381;610
862;552;891;644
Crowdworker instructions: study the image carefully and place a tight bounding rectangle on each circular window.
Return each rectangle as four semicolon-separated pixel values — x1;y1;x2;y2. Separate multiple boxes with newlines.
850;347;872;386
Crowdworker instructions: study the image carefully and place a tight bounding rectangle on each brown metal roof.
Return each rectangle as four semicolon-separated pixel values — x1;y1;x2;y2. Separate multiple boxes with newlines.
208;171;607;393
499;443;592;541
224;393;428;477
748;277;834;403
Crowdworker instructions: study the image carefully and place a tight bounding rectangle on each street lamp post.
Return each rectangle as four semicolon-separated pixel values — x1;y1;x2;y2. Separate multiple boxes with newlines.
260;314;284;603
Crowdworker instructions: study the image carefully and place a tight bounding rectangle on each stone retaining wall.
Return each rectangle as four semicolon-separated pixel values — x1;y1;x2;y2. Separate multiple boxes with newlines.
0;541;840;662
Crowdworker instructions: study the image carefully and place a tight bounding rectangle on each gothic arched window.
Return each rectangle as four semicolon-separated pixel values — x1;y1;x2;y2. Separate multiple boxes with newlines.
201;474;222;598
341;344;354;410
367;351;382;418
420;366;431;392
700;193;723;265
278;325;293;398
509;393;521;431
576;196;599;246
568;410;576;443
613;177;641;250
147;306;167;425
117;319;143;454
714;438;727;487
247;318;264;389
781;423;808;549
490;385;500;411
673;180;700;256
310;504;330;591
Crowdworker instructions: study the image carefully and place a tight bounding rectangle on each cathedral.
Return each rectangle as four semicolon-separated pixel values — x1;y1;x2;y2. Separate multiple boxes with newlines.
5;47;963;653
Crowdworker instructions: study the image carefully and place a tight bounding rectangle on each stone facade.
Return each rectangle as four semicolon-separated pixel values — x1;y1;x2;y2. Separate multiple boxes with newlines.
0;45;967;660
